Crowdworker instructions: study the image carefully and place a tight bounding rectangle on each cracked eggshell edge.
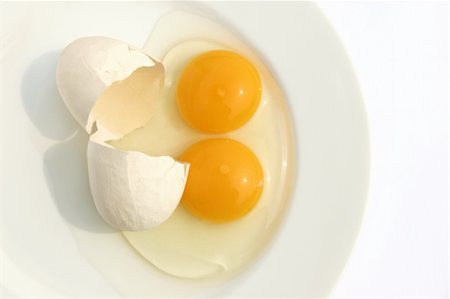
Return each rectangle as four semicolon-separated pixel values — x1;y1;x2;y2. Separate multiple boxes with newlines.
87;139;190;231
56;36;159;135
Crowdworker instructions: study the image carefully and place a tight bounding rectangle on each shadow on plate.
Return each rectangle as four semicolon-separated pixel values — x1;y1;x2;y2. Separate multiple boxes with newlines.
21;51;114;233
20;51;78;140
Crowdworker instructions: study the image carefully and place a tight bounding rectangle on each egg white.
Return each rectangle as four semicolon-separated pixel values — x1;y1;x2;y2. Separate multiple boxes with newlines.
110;12;295;279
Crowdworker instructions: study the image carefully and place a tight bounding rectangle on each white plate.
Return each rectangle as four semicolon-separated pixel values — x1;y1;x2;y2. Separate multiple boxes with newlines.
0;2;369;298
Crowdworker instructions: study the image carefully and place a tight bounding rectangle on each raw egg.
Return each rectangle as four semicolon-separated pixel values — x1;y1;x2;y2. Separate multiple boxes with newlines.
179;138;264;223
177;50;261;133
110;11;296;279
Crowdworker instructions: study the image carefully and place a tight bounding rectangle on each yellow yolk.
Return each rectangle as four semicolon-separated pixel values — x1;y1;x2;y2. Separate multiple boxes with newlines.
179;138;264;223
176;50;262;133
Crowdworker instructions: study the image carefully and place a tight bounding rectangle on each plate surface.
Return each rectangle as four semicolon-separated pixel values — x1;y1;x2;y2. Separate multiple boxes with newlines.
0;2;369;298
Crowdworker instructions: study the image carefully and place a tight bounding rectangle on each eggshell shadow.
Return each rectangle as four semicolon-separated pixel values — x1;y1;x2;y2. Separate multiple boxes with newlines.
21;51;78;141
21;51;114;233
42;130;115;233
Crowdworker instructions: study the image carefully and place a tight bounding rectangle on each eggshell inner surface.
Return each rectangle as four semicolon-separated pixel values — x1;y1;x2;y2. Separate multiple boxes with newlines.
56;37;160;135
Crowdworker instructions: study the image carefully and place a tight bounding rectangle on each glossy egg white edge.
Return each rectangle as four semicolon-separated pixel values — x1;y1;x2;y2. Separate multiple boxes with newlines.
56;36;190;231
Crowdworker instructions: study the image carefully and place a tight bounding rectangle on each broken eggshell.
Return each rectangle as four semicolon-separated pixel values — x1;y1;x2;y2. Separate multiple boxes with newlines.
87;137;189;231
56;36;163;139
56;36;189;231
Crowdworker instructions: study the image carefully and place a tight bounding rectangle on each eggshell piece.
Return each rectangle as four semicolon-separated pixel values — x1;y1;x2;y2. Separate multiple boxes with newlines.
56;36;189;231
87;139;189;231
56;36;163;137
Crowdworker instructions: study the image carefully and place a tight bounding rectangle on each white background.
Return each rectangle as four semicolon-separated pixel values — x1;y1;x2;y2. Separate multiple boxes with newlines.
0;2;447;298
319;2;449;298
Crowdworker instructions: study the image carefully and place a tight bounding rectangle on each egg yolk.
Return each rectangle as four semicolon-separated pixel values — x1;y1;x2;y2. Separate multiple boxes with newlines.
177;50;262;134
179;138;263;223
